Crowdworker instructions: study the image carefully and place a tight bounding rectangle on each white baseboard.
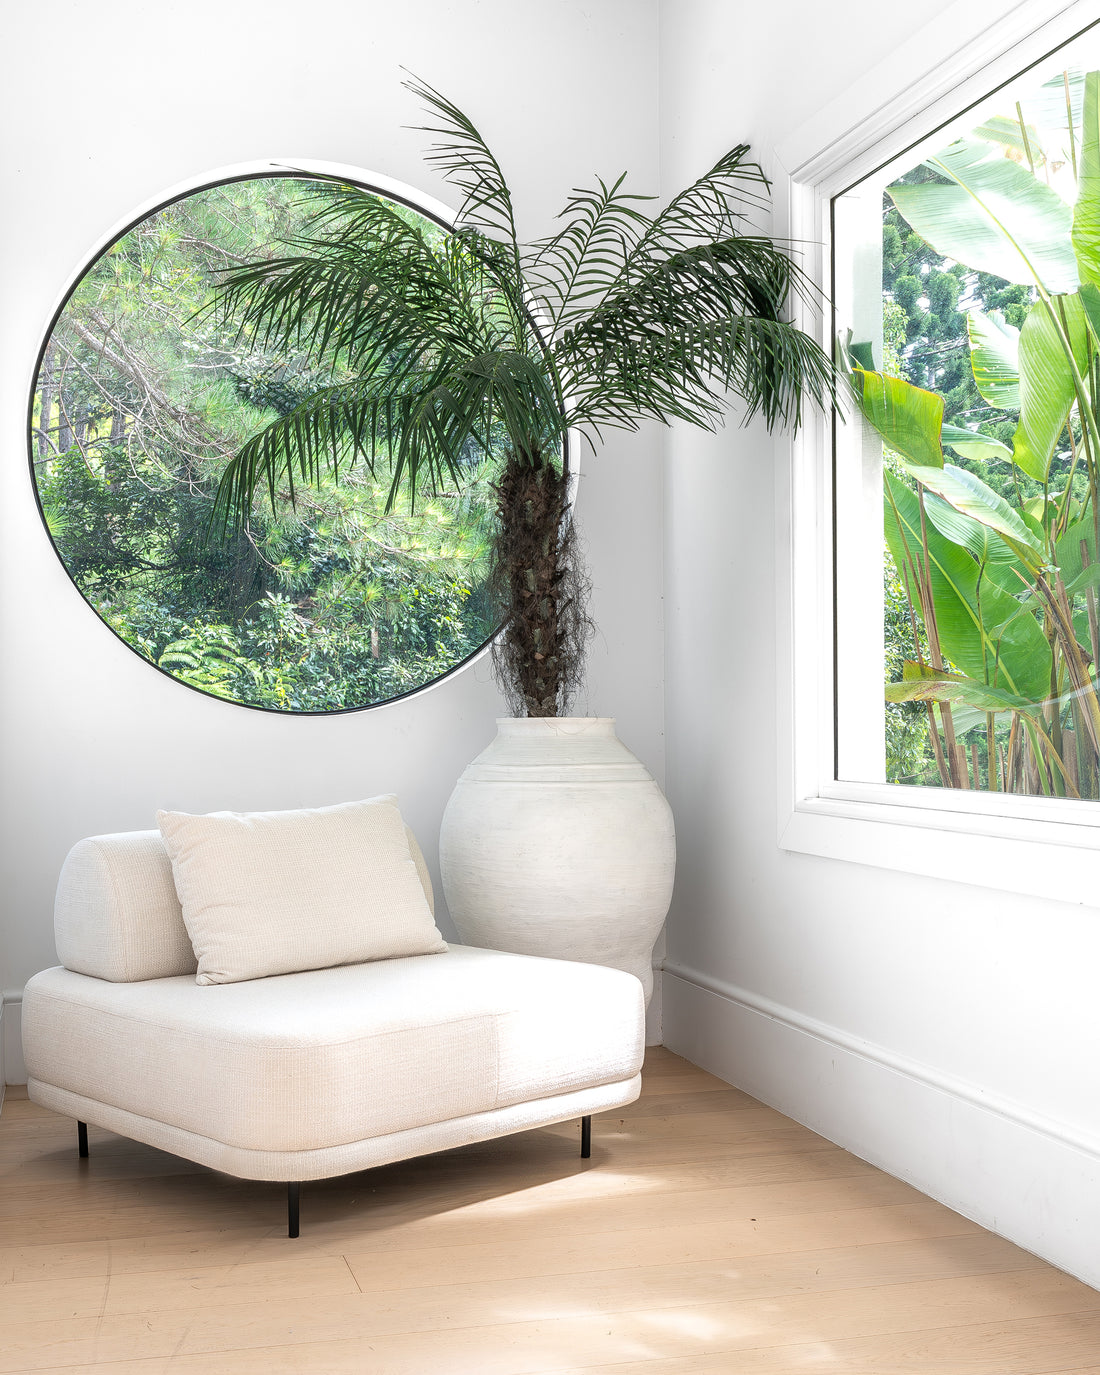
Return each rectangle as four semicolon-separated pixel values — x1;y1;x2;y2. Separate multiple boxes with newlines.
662;963;1100;1291
2;991;26;1087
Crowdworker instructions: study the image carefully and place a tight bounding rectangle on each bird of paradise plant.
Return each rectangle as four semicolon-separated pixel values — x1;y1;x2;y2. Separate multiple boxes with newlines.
848;70;1100;798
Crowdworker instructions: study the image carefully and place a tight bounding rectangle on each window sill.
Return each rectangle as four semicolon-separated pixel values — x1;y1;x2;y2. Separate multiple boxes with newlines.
780;790;1100;906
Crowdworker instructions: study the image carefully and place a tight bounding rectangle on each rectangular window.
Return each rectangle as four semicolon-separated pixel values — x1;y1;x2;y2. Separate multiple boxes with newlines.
833;26;1100;806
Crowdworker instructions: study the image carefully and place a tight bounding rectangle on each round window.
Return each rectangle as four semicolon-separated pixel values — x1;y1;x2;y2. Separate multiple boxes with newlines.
30;174;499;712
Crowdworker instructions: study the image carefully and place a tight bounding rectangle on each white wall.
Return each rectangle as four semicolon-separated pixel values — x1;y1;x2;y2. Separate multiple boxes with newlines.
0;0;666;1077
660;0;1100;1288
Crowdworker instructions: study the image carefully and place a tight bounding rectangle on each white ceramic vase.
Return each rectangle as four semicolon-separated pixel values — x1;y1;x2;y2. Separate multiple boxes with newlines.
439;717;675;1004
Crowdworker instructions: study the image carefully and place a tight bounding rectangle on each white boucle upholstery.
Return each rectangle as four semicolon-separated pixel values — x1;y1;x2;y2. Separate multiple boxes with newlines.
53;824;435;983
25;824;646;1200
158;796;447;984
23;947;642;1153
27;1074;643;1182
54;831;198;983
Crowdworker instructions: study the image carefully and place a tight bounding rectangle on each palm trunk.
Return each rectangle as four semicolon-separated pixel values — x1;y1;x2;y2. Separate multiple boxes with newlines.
491;450;590;717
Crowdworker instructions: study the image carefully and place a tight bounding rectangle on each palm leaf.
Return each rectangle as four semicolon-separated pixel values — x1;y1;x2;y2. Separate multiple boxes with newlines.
403;73;521;261
215;198;499;372
563;312;834;435
621;145;771;271
556;234;834;431
528;174;654;331
211;82;832;545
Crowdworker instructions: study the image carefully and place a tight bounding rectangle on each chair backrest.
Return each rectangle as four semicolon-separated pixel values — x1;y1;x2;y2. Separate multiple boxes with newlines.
54;826;435;982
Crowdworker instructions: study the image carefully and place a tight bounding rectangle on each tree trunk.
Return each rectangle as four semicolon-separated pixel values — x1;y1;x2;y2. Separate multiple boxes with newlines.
36;346;56;461
57;390;73;454
491;451;591;717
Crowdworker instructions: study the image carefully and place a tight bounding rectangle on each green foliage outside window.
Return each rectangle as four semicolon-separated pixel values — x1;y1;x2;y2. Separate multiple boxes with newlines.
848;64;1100;798
31;177;499;712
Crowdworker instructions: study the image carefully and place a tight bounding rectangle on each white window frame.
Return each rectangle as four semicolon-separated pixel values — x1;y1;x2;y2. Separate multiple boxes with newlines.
775;0;1100;905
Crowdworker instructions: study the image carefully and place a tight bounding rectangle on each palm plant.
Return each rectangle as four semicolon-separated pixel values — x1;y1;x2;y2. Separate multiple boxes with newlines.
212;77;834;715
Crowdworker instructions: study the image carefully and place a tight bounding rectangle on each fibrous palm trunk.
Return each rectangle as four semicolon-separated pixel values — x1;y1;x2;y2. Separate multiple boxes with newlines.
491;450;591;717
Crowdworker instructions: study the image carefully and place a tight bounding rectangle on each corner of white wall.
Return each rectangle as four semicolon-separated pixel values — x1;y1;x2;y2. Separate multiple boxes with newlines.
663;969;1100;1291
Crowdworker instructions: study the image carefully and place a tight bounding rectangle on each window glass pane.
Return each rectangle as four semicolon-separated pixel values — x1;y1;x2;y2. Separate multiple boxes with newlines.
834;26;1100;798
30;175;500;713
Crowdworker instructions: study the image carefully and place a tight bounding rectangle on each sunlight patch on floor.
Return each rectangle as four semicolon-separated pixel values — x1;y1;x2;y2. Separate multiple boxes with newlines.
638;1306;741;1340
437;1168;662;1217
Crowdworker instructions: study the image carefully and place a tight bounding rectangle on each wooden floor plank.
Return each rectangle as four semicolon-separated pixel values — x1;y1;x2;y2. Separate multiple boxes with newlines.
342;1226;1027;1297
543;1317;1100;1374
4;1274;1100;1374
2;1047;1097;1373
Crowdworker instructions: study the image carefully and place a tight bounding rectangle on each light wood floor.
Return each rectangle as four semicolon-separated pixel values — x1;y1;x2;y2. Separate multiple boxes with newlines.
2;1048;1100;1373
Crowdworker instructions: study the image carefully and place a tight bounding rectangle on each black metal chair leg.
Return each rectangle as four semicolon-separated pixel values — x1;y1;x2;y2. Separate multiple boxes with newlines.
77;1121;89;1158
288;1182;300;1238
580;1114;592;1158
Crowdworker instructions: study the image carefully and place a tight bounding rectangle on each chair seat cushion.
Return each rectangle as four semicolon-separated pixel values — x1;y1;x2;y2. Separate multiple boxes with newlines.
22;945;644;1153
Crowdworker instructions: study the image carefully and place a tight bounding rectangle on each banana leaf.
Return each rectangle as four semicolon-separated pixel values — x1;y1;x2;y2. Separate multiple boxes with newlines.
971;114;1045;162
885;663;1040;716
1027;70;1085;142
903;462;1046;569
922;491;1023;566
1079;281;1100;338
850;368;943;468
1011;294;1091;482
889;138;1078;294
1073;71;1100;289
884;471;1051;703
966;309;1020;410
941;423;1012;463
1055;515;1099;586
1064;564;1100;597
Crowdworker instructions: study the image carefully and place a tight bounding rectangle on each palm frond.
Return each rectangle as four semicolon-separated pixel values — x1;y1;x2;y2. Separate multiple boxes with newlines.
629;145;770;259
214;199;499;372
214;344;565;532
555;235;835;433
449;226;537;355
210;83;833;555
403;72;521;262
566;315;836;435
537;146;775;330
456;350;567;461
213;378;388;529
213;367;473;528
526;175;654;330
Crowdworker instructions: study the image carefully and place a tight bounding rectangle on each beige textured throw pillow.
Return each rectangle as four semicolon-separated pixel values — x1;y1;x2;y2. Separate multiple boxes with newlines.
157;795;447;985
